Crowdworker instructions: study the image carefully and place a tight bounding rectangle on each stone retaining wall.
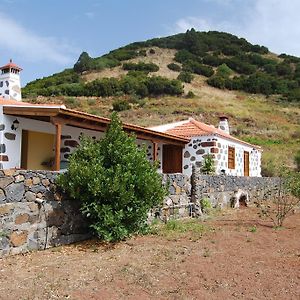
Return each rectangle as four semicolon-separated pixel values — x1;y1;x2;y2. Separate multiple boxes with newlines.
0;170;89;257
191;168;281;209
0;169;281;256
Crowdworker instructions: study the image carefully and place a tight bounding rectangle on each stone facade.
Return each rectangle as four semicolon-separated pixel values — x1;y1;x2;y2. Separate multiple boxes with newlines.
0;170;89;257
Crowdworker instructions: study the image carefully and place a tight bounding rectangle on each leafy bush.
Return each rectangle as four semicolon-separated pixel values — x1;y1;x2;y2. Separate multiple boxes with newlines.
186;91;195;98
112;99;130;111
123;62;159;72
201;154;216;174
57;113;166;241
177;71;194;83
167;63;181;72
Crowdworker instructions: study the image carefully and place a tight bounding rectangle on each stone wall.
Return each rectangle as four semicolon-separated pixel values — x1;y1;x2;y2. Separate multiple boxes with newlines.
0;170;89;257
0;168;281;257
191;168;281;209
149;173;192;222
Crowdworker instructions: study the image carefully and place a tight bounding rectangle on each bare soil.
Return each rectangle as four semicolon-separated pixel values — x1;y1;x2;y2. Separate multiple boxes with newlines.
0;208;299;300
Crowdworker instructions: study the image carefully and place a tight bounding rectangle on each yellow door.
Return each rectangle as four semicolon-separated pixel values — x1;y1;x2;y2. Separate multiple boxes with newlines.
21;130;55;170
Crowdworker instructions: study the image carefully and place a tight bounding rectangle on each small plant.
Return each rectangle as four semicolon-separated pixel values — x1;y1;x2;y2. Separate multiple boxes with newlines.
201;197;212;214
64;97;81;109
186;91;195;98
149;48;155;54
112;99;131;112
248;226;257;233
200;154;216;175
256;170;300;227
295;150;300;171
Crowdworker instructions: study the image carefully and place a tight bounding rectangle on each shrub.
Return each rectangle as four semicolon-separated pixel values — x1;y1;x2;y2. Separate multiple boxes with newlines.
112;99;130;111
123;62;159;72
57;113;166;241
149;48;156;54
186;91;195;98
167;63;181;72
201;154;216;174
177;71;194;83
74;51;93;73
256;171;300;227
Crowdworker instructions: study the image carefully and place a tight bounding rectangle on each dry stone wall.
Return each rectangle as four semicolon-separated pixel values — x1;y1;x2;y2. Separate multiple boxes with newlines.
0;170;89;256
0;168;281;257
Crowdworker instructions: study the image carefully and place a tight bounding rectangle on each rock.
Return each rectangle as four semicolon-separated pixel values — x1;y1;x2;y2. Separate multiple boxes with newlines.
0;124;5;131
4;133;16;140
10;231;28;247
0;237;9;250
41;179;50;186
25;191;36;202
0;144;6;154
0;177;13;189
5;183;25;202
0;204;14;215
15;213;29;225
3;169;16;176
0;189;5;203
15;175;25;183
24;179;33;187
32;177;41;185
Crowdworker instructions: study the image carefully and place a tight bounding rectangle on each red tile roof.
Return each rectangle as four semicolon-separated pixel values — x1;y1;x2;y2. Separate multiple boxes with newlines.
0;61;22;71
165;118;260;149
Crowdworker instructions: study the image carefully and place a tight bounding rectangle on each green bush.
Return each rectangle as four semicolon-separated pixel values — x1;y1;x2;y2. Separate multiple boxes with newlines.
201;154;216;174
57;113;166;241
167;63;181;72
112;99;130;111
177;71;194;83
123;62;159;72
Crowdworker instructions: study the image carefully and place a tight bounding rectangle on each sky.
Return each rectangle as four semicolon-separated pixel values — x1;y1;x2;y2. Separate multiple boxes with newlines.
1;0;300;85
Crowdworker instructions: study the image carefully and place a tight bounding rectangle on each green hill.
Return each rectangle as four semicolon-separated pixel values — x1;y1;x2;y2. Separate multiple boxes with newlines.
22;30;300;175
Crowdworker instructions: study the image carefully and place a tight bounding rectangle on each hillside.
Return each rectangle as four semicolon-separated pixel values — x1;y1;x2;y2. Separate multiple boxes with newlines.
22;30;300;175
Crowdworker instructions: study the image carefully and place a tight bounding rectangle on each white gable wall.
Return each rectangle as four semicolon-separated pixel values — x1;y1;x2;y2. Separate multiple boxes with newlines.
182;134;261;177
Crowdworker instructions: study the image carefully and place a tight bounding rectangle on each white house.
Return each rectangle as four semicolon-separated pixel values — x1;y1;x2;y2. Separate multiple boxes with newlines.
150;117;262;177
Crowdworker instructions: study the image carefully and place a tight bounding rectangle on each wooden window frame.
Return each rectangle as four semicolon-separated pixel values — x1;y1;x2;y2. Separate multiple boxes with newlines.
228;146;235;169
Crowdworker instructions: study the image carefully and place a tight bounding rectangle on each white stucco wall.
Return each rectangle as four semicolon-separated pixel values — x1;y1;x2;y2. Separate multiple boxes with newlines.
0;72;22;101
0;115;163;172
182;134;261;177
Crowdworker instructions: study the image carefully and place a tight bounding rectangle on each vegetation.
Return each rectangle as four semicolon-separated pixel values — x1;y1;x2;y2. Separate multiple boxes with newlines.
57;113;166;241
149;219;212;241
23;29;300;102
123;62;159;72
256;170;300;227
177;71;194;83
112;99;130;112
167;63;181;72
200;154;216;175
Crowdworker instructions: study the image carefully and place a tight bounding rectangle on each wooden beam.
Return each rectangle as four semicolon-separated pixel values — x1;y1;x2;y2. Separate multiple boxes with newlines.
54;123;62;171
51;116;107;132
153;142;158;161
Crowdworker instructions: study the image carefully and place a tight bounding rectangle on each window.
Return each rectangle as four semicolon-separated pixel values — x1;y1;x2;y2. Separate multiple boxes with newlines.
228;146;235;169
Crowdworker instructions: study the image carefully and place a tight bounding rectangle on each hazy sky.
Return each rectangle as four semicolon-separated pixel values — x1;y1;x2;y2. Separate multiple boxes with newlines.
1;0;300;85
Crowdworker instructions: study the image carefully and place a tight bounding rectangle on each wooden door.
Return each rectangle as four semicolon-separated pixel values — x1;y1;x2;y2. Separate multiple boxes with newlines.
244;151;249;176
162;145;183;173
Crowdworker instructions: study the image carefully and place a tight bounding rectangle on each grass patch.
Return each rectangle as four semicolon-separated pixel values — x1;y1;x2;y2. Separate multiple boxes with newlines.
149;219;213;241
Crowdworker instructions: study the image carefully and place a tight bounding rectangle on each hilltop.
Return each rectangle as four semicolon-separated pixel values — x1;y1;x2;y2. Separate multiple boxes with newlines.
22;30;300;174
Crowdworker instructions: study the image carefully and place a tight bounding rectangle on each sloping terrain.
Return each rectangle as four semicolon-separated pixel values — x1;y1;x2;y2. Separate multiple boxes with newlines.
22;30;300;174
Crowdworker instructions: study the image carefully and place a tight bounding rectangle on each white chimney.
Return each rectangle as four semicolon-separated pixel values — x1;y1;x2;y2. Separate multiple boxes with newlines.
218;116;229;134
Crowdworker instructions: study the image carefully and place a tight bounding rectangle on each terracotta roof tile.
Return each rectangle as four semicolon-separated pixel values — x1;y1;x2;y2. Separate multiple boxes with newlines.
0;62;22;71
165;118;260;149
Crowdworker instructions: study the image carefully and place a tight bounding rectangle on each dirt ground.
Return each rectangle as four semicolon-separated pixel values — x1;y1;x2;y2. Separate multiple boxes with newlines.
0;208;299;300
